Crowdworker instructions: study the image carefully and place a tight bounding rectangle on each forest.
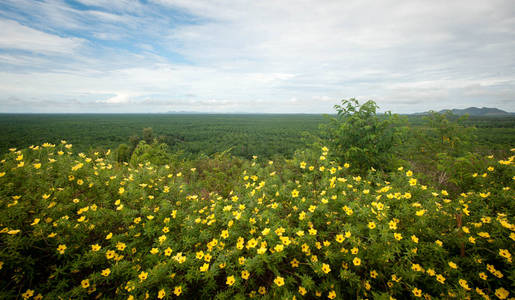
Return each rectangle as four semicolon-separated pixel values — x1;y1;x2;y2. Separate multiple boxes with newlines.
0;111;513;160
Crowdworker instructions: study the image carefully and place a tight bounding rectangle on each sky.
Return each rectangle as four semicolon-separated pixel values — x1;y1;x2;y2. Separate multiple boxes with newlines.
0;0;514;113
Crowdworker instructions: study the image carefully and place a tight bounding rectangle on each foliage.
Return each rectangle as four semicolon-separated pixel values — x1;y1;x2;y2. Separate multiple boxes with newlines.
401;112;483;195
321;99;401;172
0;114;326;159
115;143;131;163
0;142;513;299
130;141;171;166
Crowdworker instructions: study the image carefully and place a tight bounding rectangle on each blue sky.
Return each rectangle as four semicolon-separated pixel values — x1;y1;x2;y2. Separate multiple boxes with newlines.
0;0;514;113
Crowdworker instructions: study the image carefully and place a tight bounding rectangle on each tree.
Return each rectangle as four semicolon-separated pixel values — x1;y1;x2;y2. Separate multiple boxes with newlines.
130;141;171;166
115;143;131;162
321;98;400;172
142;127;154;144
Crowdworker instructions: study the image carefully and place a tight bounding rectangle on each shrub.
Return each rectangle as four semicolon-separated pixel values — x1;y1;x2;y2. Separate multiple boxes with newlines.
0;142;513;299
321;98;401;173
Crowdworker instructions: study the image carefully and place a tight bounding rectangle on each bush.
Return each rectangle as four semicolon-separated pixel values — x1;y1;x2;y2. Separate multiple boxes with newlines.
321;98;402;173
0;142;513;299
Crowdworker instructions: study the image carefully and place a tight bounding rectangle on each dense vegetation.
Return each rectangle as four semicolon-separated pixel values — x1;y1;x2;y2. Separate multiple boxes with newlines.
1;112;514;160
0;114;325;159
0;100;514;299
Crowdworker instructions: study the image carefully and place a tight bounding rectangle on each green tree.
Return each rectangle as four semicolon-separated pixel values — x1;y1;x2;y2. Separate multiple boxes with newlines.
115;143;131;162
321;98;400;172
142;127;154;144
130;141;170;166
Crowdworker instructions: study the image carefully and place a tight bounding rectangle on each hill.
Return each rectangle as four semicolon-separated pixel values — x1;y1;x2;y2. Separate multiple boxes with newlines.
411;107;513;116
440;107;513;116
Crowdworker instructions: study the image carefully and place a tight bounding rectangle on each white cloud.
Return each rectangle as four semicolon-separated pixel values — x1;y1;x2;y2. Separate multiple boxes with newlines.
0;0;514;112
0;18;84;54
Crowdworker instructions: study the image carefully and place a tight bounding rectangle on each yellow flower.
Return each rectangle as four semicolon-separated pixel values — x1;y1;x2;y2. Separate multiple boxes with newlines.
368;221;376;229
478;231;490;238
415;209;426;216
203;252;213;261
290;258;299;268
291;189;299;198
448;261;457;269
299;286;307;296
412;288;422;297
388;220;397;230
173;286;182;296
328;290;336;299
116;242;126;251
81;279;90;289
436;274;445;284
411;235;419;243
241;270;250;280
275;227;285;236
495;287;509;299
106;250;115;259
499;249;511;260
353;257;361;266
138;271;148;282
101;268;111;277
258;286;266;295
226;275;235;286
335;234;344;243
57;244;67;254
200;263;209;272
21;289;34;299
479;272;488;280
274;276;285;286
91;244;101;251
321;263;331;274
159;235;166;244
157;289;166;299
394;233;402;241
459;279;470;291
106;232;113;240
164;247;173;256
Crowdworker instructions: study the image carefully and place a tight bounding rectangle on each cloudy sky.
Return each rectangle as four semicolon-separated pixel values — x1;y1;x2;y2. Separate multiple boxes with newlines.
0;0;514;113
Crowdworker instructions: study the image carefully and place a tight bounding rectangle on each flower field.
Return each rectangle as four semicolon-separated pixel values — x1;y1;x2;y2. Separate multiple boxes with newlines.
0;142;513;299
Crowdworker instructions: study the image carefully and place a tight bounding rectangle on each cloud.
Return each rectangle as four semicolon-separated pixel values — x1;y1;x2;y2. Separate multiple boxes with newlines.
0;0;514;113
0;18;84;54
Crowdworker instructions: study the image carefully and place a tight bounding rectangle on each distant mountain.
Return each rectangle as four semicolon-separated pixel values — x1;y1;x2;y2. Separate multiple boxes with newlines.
165;111;208;114
413;107;513;116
